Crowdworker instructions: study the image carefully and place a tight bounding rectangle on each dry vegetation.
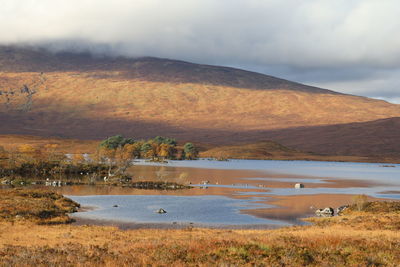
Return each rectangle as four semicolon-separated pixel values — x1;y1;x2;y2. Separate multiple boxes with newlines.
200;141;303;160
199;140;389;163
0;188;79;225
0;134;97;154
0;188;399;266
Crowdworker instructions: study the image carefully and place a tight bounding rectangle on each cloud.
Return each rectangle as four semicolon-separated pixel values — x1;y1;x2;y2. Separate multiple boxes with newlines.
1;0;400;101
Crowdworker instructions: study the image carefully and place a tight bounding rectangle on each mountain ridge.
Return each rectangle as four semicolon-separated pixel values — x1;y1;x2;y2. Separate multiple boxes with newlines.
0;45;399;158
0;45;340;94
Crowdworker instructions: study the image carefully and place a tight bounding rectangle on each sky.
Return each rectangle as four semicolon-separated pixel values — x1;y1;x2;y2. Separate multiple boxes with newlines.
1;0;400;102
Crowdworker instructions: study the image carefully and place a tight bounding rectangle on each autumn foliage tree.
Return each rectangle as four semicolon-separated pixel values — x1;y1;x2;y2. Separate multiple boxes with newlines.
183;143;198;160
98;135;138;176
97;135;195;175
114;143;137;175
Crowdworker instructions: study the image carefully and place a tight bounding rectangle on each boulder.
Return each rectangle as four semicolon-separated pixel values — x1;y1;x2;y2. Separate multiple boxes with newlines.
157;208;167;214
315;207;334;217
336;205;349;215
294;183;305;189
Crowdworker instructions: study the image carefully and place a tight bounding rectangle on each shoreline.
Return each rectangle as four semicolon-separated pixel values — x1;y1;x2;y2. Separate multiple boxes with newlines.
199;157;400;165
70;216;288;230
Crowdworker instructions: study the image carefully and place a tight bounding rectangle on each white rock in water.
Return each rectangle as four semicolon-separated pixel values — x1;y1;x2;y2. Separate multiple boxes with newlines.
295;183;305;189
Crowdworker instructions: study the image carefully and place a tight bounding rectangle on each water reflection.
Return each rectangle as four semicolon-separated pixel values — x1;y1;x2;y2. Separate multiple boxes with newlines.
68;195;289;227
55;159;400;227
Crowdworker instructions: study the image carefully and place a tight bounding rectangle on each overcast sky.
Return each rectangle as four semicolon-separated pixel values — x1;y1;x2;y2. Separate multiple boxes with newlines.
1;0;400;102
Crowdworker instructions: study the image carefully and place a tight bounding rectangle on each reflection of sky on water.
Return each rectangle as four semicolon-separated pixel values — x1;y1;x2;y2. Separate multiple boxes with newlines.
138;159;400;209
244;177;331;184
68;159;400;227
69;195;289;226
136;159;400;185
235;187;400;200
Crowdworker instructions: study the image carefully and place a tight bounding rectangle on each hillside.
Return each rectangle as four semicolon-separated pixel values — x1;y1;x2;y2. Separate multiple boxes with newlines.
257;117;400;157
200;141;306;160
0;45;400;158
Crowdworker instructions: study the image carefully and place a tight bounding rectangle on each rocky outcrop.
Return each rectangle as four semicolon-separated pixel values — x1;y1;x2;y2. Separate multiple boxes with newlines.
336;205;349;215
315;207;334;217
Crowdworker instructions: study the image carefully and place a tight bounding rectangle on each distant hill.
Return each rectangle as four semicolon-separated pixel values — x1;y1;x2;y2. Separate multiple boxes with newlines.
200;141;308;160
257;117;400;158
0;45;400;158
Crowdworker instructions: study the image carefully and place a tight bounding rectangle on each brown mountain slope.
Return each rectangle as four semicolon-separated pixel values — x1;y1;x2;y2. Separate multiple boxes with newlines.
195;117;400;159
256;117;400;157
199;141;309;160
0;46;400;158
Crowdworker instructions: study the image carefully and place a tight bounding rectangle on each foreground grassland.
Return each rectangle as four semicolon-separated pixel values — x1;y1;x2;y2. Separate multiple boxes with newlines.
0;189;399;266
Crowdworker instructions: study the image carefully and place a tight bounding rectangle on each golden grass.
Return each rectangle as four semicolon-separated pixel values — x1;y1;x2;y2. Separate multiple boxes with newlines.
0;188;80;225
0;190;399;266
1;219;399;266
0;134;98;153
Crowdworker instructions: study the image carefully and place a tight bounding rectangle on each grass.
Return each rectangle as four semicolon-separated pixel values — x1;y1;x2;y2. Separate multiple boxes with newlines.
0;188;80;225
0;189;399;266
0;134;98;154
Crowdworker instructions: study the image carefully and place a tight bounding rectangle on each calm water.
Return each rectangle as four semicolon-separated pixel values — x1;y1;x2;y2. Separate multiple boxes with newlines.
67;159;400;228
69;195;288;227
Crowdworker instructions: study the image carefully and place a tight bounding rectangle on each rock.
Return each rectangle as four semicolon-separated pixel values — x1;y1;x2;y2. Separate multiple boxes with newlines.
336;205;349;215
315;207;334;217
295;183;305;189
157;208;167;214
